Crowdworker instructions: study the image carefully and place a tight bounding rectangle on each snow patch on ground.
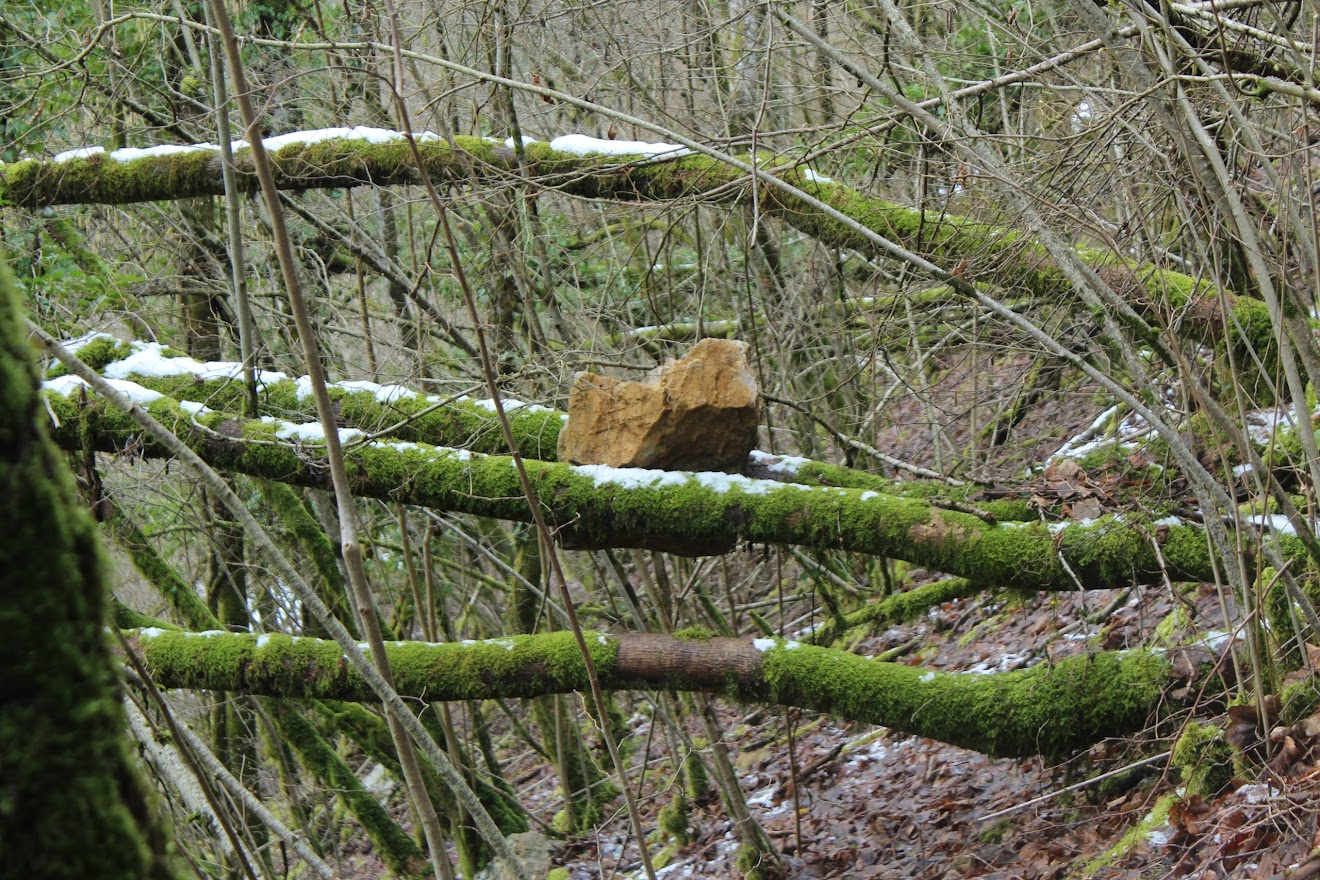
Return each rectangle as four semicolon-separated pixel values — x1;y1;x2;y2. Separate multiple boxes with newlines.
1234;783;1280;804
966;651;1033;674
178;400;212;416
1145;826;1173;847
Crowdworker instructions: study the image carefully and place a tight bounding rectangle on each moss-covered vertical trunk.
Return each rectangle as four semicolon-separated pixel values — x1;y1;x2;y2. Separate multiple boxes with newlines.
0;256;181;878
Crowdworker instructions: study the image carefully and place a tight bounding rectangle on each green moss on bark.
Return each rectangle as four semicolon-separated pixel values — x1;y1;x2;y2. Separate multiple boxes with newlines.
0;256;182;878
756;640;1169;758
278;706;425;877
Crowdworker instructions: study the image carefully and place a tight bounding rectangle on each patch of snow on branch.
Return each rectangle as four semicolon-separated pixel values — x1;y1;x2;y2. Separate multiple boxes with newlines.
695;471;809;495
111;144;221;162
331;379;417;403
574;462;829;496
466;397;556;414
63;330;117;352
800;168;832;183
1051;404;1156;461
370;440;473;461
573;464;690;491
103;343;289;387
260;126;443;151
50;127;452;165
43;375;163;405
748;449;814;474
265;419;365;444
52;146;107;163
548;134;690;158
966;651;1033;674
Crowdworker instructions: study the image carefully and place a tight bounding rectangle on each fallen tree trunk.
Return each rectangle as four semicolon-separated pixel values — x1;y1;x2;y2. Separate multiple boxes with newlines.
0;133;1262;349
43;384;1229;588
128;627;1186;759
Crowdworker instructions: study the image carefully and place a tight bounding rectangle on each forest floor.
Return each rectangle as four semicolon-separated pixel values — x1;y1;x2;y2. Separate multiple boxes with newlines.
518;580;1320;879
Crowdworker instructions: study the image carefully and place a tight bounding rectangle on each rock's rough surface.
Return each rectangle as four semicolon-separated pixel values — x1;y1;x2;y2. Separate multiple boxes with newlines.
558;338;760;472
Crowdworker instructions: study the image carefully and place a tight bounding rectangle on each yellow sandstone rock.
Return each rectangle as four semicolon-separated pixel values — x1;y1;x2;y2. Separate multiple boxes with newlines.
558;338;760;472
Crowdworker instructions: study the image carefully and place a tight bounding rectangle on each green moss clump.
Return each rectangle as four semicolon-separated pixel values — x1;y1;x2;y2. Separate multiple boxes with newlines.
551;808;572;834
1172;723;1233;798
1225;297;1278;379
1079;793;1177;877
278;708;423;876
1265;569;1320;667
1186;411;1243;471
977;820;1013;844
657;792;691;844
735;842;780;880
684;752;710;799
674;626;715;641
45;336;133;376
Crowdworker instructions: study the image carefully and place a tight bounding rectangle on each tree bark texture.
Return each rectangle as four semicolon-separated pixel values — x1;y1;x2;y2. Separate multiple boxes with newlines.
0;257;180;879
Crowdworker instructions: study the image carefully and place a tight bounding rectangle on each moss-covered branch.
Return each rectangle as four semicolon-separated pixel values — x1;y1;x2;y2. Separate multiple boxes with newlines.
58;335;565;461
3;134;1258;346
129;628;1182;759
44;386;1229;589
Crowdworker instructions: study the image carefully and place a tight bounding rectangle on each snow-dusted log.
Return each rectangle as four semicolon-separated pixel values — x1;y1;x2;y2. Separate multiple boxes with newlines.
2;131;1262;347
127;628;1185;759
42;381;1231;589
57;335;1033;519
